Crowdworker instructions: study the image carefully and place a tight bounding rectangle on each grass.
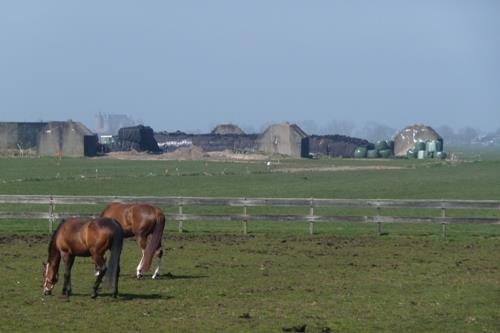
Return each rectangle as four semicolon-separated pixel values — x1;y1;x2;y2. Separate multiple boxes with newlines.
0;152;500;332
1;230;500;332
0;155;499;199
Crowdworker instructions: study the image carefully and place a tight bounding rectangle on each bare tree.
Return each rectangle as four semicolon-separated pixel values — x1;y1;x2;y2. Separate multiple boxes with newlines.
355;122;396;142
322;120;355;136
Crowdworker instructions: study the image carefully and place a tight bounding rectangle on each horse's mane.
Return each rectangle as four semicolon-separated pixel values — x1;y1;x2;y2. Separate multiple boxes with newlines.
48;218;69;255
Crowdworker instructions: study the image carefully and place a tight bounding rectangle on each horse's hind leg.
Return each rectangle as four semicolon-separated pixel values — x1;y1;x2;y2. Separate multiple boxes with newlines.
136;249;145;279
152;246;163;280
136;236;147;279
91;255;107;299
62;254;75;297
112;264;120;298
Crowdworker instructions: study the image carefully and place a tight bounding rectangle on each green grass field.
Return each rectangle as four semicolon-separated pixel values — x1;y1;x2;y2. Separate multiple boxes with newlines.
0;153;499;332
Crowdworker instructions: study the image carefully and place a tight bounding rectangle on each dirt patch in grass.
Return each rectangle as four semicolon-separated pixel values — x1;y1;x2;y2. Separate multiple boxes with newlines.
101;149;269;161
272;165;406;173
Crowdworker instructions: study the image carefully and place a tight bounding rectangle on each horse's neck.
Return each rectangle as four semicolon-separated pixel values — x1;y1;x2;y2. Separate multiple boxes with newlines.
48;243;61;271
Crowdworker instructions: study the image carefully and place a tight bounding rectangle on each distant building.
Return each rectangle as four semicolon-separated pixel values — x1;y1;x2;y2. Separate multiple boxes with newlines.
257;123;307;158
154;130;258;153
303;135;373;158
393;124;443;157
211;124;245;135
0;121;98;157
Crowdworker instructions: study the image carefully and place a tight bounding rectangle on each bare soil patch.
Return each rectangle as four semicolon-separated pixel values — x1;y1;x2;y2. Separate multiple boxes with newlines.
272;165;406;173
101;147;269;161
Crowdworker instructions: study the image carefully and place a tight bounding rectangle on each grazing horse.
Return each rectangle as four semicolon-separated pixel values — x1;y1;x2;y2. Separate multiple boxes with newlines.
43;217;123;298
101;202;165;279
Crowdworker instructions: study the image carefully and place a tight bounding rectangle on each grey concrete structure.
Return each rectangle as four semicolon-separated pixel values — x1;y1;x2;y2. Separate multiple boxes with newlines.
257;123;307;158
0;121;98;157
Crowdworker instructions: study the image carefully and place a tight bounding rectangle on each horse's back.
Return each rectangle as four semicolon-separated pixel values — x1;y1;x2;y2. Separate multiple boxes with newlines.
101;202;163;237
55;217;122;256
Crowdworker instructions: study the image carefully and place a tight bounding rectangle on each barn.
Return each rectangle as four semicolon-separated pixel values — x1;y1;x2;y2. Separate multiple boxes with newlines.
0;121;98;157
393;124;443;157
257;123;307;158
303;135;373;158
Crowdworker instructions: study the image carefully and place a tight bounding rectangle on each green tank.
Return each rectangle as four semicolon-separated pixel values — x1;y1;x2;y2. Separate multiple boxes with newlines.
407;149;417;159
415;141;426;151
426;141;436;152
375;140;388;151
436;140;443;152
385;140;395;152
436;151;447;159
367;149;379;158
354;147;368;158
379;149;392;158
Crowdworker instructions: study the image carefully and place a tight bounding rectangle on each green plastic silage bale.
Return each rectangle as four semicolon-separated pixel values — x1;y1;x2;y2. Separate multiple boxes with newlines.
367;149;379;158
407;149;418;159
354;147;368;158
374;140;388;151
379;149;392;158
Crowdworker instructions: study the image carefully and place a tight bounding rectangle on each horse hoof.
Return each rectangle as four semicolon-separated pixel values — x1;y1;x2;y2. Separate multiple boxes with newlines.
91;293;98;299
136;274;144;280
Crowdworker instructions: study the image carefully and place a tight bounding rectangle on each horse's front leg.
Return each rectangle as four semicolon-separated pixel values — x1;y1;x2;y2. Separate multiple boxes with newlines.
91;255;107;299
62;254;75;297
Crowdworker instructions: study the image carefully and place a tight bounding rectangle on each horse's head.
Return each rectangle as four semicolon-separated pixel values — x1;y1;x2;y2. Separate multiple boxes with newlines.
42;262;58;295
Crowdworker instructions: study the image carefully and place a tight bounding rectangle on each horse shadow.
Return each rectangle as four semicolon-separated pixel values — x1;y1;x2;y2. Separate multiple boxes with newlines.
118;293;167;301
63;292;166;300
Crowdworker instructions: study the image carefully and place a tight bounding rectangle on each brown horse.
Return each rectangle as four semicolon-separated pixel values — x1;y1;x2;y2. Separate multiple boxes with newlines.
101;202;165;279
43;217;123;298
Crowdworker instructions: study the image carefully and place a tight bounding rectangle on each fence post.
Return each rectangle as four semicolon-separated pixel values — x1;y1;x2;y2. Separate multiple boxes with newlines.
178;201;184;233
309;198;314;235
441;206;447;238
48;195;55;234
376;205;382;235
242;204;248;235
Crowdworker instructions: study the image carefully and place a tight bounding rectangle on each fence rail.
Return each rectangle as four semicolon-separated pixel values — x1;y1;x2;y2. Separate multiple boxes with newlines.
0;195;499;235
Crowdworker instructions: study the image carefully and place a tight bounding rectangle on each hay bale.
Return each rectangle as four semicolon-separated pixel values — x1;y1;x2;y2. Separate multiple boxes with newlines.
115;125;160;153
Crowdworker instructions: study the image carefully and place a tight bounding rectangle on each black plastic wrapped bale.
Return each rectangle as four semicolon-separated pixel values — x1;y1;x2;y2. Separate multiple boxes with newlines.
116;125;160;153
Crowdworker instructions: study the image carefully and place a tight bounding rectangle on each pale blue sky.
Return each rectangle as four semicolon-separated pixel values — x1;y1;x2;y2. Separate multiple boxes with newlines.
1;1;499;133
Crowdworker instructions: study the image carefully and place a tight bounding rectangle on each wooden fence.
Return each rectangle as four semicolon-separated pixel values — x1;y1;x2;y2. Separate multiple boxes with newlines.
0;195;499;235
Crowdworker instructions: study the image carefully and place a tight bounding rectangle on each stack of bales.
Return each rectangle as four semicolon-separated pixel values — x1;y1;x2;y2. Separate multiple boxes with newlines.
354;140;394;159
406;140;447;160
393;124;446;160
115;125;160;153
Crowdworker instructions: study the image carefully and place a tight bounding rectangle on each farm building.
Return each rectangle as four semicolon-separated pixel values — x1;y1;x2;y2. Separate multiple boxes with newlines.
211;124;245;135
394;124;443;157
154;130;259;153
0;121;98;157
303;135;373;158
257;123;307;158
114;125;160;153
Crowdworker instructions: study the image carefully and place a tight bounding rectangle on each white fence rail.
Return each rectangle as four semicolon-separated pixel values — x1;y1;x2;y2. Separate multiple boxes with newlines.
0;195;499;235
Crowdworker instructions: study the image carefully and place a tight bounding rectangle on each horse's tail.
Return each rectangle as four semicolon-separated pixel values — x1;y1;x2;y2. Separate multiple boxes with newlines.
105;220;123;291
141;210;165;272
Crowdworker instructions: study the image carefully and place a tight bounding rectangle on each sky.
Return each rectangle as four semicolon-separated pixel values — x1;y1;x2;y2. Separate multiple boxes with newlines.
1;1;499;134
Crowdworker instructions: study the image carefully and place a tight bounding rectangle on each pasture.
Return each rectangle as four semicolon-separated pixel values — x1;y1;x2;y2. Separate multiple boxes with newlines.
0;153;500;332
